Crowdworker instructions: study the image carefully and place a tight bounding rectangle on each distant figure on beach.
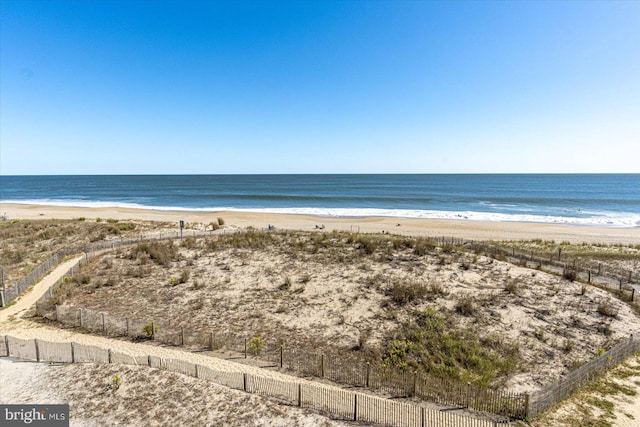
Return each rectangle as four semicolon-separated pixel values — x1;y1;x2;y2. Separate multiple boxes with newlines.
268;224;274;231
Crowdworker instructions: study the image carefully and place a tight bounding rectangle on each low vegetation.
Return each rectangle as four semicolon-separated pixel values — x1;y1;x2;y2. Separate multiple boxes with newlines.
0;218;159;286
48;230;640;393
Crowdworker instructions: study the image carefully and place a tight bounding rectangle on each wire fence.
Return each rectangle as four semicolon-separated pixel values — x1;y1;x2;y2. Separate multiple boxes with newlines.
468;242;639;297
0;335;511;427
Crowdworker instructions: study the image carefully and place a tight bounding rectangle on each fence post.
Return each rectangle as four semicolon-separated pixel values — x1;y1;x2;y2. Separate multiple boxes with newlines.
34;339;40;362
620;279;623;290
126;318;129;337
598;263;601;274
297;383;302;407
321;354;325;377
280;345;283;368
353;393;358;421
108;349;112;363
244;338;247;358
147;355;151;367
102;313;106;334
1;268;5;307
524;393;530;420
466;382;471;408
421;407;425;427
366;362;370;388
70;342;75;363
413;371;418;397
181;327;185;346
4;336;9;356
195;364;199;378
151;321;155;340
588;270;591;283
632;289;635;302
55;304;59;320
243;373;247;392
79;308;83;328
210;332;214;350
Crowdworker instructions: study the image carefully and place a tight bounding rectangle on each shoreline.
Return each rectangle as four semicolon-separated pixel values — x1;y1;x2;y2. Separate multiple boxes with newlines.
3;202;639;244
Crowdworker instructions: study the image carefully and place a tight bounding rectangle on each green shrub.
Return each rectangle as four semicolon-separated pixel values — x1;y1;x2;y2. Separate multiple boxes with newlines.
383;307;519;386
248;337;263;356
390;280;428;304
132;242;177;266
141;322;159;338
111;374;122;391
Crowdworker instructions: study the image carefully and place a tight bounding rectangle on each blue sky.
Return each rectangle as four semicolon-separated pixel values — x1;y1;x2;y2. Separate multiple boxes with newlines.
1;0;639;174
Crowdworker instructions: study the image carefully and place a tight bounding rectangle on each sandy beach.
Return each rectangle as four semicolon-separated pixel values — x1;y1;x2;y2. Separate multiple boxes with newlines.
3;203;639;245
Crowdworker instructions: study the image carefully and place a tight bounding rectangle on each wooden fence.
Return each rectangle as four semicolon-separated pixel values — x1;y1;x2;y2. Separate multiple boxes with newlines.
48;303;527;419
1;251;65;306
0;335;510;427
0;228;234;307
47;303;640;420
528;334;640;417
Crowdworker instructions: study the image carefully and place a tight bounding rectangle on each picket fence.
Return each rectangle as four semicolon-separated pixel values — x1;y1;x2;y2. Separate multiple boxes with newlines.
0;335;510;427
48;303;528;419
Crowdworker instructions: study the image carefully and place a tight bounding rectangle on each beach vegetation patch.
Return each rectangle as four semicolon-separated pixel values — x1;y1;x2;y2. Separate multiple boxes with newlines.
597;300;619;318
132;242;178;267
388;280;428;304
382;307;519;386
248;336;263;356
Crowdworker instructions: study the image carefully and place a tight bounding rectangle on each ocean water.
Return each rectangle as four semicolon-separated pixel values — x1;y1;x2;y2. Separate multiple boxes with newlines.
1;174;639;227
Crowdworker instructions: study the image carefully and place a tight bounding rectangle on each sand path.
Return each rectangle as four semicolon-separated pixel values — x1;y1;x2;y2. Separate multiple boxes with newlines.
0;255;360;388
0;255;86;323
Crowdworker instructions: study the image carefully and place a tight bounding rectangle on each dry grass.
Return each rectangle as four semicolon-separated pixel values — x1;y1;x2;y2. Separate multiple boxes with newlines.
51;230;640;393
0;218;164;286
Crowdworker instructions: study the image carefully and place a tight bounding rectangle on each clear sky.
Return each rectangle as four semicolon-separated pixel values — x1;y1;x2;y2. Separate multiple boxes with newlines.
1;0;639;175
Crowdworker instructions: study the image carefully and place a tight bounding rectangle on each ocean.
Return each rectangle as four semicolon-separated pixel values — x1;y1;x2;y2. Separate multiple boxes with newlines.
1;174;639;227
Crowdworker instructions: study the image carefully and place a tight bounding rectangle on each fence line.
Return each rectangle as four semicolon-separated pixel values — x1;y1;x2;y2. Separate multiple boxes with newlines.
2;251;65;306
528;334;640;417
7;230;633;309
48;303;526;419
0;335;508;427
1;228;236;307
469;242;638;292
7;229;637;421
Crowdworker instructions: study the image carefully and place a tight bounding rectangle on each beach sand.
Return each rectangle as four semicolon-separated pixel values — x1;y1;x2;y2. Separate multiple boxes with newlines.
2;202;639;245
